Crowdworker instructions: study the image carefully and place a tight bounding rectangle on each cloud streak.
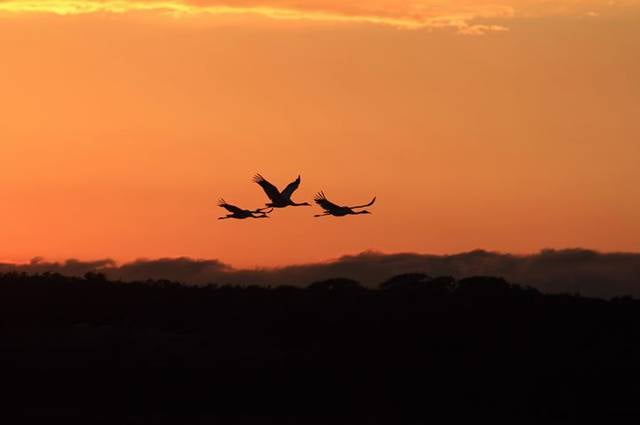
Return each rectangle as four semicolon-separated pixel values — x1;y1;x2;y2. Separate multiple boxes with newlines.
0;0;637;33
2;249;640;298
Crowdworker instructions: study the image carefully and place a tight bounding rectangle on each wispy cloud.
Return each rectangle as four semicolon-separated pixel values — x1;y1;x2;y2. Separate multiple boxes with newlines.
0;1;636;33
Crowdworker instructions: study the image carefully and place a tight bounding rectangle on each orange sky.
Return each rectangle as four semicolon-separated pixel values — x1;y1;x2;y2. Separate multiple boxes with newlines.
1;1;639;267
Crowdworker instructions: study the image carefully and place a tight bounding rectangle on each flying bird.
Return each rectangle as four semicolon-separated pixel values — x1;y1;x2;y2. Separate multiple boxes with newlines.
313;192;376;217
217;199;272;220
253;173;311;208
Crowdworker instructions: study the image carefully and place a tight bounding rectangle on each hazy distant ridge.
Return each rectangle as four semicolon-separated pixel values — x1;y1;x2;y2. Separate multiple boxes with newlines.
2;249;639;298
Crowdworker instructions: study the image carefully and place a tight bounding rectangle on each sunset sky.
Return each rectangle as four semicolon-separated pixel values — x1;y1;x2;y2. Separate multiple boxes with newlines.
1;0;639;267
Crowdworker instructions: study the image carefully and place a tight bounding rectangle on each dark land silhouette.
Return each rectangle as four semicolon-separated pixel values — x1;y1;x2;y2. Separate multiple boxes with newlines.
2;271;640;423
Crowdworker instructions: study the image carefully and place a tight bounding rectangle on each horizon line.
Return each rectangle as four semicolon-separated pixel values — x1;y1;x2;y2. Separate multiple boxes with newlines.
2;247;639;270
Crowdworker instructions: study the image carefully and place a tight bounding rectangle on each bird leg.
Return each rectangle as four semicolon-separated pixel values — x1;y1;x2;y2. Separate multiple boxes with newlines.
254;207;274;214
314;212;330;217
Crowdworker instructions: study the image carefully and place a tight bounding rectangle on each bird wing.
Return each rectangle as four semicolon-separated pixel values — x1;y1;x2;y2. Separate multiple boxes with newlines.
281;175;301;199
350;196;376;209
218;199;245;214
314;191;341;212
253;174;281;202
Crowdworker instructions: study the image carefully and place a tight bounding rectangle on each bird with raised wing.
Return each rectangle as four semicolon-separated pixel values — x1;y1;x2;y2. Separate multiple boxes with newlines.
313;191;376;217
217;199;273;220
253;173;311;208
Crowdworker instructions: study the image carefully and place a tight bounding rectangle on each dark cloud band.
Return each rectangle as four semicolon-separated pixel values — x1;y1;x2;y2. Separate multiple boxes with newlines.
2;249;639;298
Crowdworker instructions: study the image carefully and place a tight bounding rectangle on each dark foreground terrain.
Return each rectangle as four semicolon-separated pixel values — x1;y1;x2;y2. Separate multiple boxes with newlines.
1;272;640;424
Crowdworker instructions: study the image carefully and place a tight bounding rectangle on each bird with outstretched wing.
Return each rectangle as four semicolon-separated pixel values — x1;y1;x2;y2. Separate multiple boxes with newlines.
217;199;272;220
314;191;376;217
253;173;310;208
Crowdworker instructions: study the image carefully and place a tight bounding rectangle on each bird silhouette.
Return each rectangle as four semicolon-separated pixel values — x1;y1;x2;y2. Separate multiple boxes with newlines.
313;191;376;217
253;173;311;208
217;199;272;220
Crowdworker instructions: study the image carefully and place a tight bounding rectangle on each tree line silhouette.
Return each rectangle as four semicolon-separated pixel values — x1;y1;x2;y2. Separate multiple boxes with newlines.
1;271;640;423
